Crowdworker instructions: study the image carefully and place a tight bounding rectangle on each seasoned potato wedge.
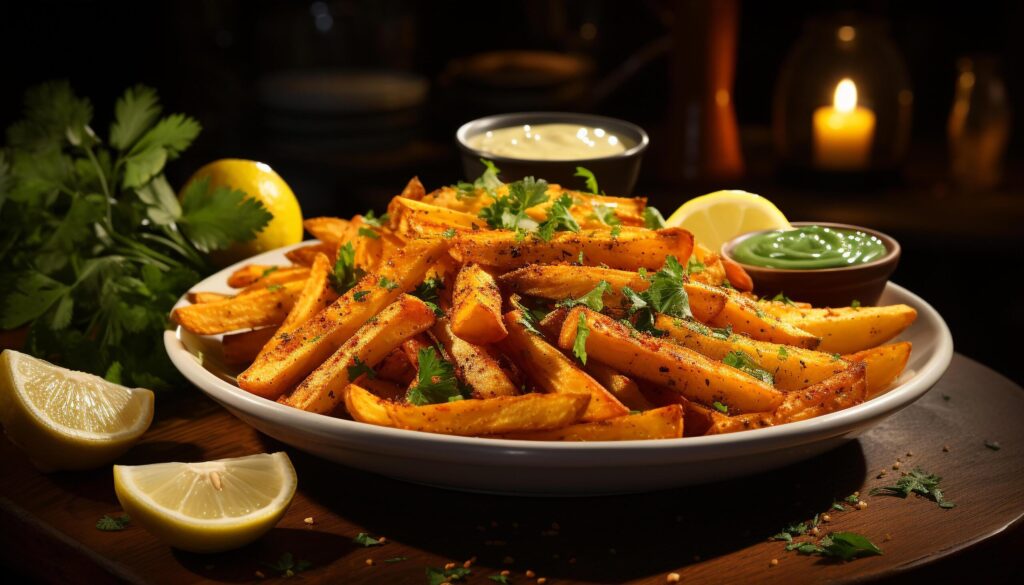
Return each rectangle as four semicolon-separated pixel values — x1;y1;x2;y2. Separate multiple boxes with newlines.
707;291;821;349
388;196;488;238
432;318;518;398
496;405;683;441
451;263;508;344
227;265;308;289
187;291;231;304
285;242;336;266
844;341;912;397
584;361;656;411
654;314;848;391
558;307;783;414
450;227;694;272
238;238;448;397
500;310;629;421
255;253;337;360
280;294;436;411
345;384;591;436
762;304;917;354
172;279;305;335
303;217;350;246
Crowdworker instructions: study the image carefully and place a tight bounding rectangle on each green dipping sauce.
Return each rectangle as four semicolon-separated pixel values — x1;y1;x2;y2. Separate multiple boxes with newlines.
731;225;887;270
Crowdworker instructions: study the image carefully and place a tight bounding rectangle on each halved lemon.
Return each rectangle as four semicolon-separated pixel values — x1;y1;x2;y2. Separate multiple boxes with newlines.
114;452;297;553
0;350;154;471
664;190;791;252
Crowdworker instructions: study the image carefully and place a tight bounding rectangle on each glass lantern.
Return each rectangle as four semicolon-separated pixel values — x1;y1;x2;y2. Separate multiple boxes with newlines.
773;14;912;181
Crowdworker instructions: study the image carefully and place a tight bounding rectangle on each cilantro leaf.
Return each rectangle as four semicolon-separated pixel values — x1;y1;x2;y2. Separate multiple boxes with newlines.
558;280;610;312
536;194;580;241
96;514;131;531
712;401;729;414
643;206;667;229
870;467;955;508
263;552;312;577
353;532;382;547
0;271;70;329
358;226;380;239
442;228;456;239
818;532;883;560
427;566;472;585
644;256;692;319
778;346;789;360
575;166;599;194
347;356;377;381
572;312;590;364
123;113;201;188
378;277;399;291
590;203;621;226
179;176;272;252
478;176;549;235
772;291;796;306
110;85;162;151
455;158;503;199
407;347;466;405
512;297;544;336
851;299;861;309
412;277;444;316
362;209;389;228
331;242;366;294
686;258;705;275
722;350;774;385
489;575;512;584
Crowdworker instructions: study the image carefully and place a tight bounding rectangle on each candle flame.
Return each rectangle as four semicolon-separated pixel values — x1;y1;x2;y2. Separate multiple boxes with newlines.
834;79;858;113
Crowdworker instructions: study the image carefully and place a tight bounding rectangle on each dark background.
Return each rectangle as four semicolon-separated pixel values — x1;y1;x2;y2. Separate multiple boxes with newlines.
3;0;1023;386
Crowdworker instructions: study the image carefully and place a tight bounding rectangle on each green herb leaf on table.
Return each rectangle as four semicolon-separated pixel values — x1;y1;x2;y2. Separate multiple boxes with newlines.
384;557;408;564
407;347;467;405
722;350;774;385
870;467;955;509
353;532;382;547
488;574;512;584
572;312;590;364
96;514;131;531
574;166;600;194
427;566;472;585
263;552;312;577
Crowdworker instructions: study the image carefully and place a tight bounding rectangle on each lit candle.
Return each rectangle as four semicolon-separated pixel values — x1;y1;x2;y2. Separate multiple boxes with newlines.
812;79;876;170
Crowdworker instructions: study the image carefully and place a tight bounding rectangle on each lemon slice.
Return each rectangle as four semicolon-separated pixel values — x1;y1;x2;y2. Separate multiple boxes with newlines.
114;452;297;553
665;190;791;253
0;350;154;471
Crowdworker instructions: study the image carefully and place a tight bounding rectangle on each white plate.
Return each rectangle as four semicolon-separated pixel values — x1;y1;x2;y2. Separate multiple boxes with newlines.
164;242;953;495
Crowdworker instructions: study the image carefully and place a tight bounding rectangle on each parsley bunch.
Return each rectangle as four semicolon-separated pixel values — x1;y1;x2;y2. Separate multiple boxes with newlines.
0;82;272;388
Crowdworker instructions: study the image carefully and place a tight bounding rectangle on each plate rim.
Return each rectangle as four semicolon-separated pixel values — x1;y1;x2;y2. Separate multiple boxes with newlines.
164;242;954;466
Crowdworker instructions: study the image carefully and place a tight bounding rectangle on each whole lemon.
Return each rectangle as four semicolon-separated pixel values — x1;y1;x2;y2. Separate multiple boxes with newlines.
182;159;303;267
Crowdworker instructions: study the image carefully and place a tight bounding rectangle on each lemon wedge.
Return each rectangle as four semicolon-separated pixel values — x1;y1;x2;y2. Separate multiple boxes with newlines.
0;349;154;471
664;190;791;253
114;452;297;553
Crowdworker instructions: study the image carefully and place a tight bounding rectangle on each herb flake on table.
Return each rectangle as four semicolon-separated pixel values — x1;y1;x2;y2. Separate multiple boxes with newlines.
984;440;1001;451
870;467;955;509
353;532;383;547
384;556;408;564
787;532;882;561
426;566;472;585
263;552;312;577
95;514;131;531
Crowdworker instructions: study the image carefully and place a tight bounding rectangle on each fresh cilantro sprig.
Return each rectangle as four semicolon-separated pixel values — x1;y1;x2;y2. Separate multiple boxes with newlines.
353;532;383;547
406;347;468;405
0;82;271;388
722;350;775;385
96;514;131;531
557;281;610;312
786;532;883;561
427;566;472;585
263;552;312;578
478;176;549;236
536;193;580;241
643;206;667;229
621;256;692;334
412;277;444;316
347;356;377;381
572;312;590;364
574;166;600;194
454;159;502;199
330;242;366;294
512;297;545;336
870;468;955;509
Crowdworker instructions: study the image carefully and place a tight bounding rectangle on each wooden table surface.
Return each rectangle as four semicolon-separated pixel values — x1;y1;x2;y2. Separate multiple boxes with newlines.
2;353;1022;585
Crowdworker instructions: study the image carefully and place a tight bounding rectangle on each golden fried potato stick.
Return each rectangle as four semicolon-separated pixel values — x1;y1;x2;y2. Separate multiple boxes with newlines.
187;291;231;304
237;238;448;397
345;384;590;436
655;314;848;392
303;217;350;246
584;361;656;411
280;294;436;413
558;307;784;414
172;278;305;335
760;304;918;354
388;197;488;238
451;263;507;344
226;265;308;289
495;404;683;441
285;242;336;266
432;317;518;398
499;309;629;422
450;227;694;272
254;253;337;363
844;341;912;397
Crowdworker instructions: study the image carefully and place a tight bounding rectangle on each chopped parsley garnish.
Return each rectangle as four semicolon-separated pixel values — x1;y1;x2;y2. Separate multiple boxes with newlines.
353;532;383;547
331;242;366;294
442;227;457;239
622;256;692;334
831;502;846;511
778;346;789;360
711;325;733;340
712;401;729;414
851;299;861;309
643;206;667;229
610;224;622;238
358;226;380;239
536;193;580;241
353;290;370;302
478;176;549;235
870;467;955;508
590;203;621;226
361;209;389;228
96;514;131;531
347;356;377;381
771;520;809;541
455;158;502;199
266;283;283;292
831;353;842;362
771;292;796;306
786;532;882;561
406;347;467;405
512;297;544;336
844;493;860;504
574;166;600;194
572;312;590;365
488;575;512;584
557;280;610;312
263;552;312;578
686;258;705;275
722;350;774;385
412;277;444;316
427;566;472;585
378;276;399;291
261;266;279;278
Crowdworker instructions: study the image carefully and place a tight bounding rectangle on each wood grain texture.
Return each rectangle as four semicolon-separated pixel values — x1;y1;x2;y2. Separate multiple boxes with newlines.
1;354;1022;584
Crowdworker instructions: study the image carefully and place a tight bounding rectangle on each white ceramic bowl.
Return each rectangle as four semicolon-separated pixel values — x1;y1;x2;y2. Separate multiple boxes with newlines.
165;243;953;495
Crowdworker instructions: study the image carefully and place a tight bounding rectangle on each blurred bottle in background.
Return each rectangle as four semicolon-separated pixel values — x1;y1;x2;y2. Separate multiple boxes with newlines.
947;56;1011;192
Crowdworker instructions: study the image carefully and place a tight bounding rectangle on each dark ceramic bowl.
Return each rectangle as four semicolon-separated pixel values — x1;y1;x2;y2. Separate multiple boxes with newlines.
456;112;649;195
721;222;901;308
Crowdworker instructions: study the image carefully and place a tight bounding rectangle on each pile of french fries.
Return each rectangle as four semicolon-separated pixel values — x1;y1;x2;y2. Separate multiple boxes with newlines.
172;177;918;441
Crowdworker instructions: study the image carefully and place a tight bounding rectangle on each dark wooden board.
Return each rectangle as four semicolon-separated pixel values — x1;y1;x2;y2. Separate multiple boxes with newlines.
2;353;1023;584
